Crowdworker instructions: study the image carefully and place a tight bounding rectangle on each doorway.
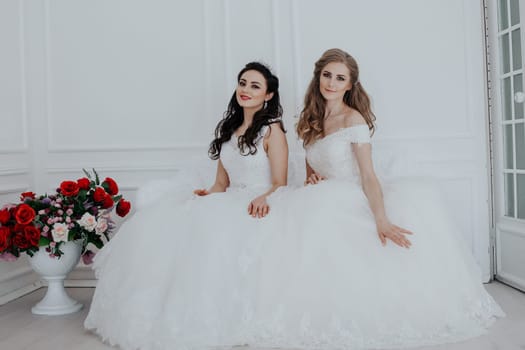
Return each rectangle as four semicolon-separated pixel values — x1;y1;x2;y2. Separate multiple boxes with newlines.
489;0;525;291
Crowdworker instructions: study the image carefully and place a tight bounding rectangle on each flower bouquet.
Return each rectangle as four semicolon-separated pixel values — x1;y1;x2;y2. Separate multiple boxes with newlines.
0;169;131;264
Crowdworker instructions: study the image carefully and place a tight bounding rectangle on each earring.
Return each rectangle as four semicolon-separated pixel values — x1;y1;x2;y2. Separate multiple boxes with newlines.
263;100;268;109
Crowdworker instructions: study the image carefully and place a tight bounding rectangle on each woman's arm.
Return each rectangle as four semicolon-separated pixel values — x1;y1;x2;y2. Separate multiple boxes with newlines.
352;142;412;248
248;124;288;218
193;159;230;196
304;159;325;185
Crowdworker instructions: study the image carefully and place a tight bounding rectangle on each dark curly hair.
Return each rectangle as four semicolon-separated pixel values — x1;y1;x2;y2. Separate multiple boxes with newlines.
208;62;284;160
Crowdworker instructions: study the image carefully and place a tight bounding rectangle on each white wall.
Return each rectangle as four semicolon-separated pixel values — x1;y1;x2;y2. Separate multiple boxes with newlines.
0;0;491;301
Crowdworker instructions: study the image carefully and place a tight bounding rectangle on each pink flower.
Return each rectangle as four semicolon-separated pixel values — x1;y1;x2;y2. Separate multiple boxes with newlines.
47;218;53;225
66;209;73;216
57;209;64;215
95;218;108;234
65;216;71;223
0;252;17;262
50;242;56;248
42;225;49;232
38;209;46;215
51;223;68;243
78;212;97;232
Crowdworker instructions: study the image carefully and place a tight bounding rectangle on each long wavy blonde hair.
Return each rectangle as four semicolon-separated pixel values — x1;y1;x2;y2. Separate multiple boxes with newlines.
296;48;376;146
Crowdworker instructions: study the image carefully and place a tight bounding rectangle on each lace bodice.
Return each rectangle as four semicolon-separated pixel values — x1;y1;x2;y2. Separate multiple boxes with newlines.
306;124;370;182
220;126;272;189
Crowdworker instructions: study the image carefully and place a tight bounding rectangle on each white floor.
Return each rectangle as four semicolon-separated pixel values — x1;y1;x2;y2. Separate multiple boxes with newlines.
0;282;524;350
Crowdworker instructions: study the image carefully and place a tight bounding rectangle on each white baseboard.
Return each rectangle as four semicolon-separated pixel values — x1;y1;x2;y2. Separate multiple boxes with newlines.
0;265;97;305
0;280;43;305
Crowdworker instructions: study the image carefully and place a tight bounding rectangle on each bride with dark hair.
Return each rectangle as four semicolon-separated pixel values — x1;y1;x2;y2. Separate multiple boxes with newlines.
85;61;289;349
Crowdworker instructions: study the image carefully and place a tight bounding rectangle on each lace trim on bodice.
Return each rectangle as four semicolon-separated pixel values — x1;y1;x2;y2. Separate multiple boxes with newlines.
220;125;272;189
306;124;370;182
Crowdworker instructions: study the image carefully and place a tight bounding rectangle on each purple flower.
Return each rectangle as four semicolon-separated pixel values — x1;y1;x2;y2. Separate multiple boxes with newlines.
42;197;52;205
82;250;96;265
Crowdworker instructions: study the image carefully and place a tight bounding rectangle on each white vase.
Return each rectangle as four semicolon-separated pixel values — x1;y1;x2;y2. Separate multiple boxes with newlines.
27;240;83;315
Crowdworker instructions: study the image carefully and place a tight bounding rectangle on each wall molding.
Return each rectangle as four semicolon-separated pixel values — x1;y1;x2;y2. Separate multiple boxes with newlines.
18;0;29;151
47;144;207;153
0;266;33;284
290;0;302;109
0;266;39;306
0;168;29;176
223;0;232;92
271;0;281;73
0;184;30;195
46;165;185;174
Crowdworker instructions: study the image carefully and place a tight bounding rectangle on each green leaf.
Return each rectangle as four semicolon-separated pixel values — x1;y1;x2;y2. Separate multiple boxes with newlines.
113;195;122;202
82;168;92;180
92;237;104;249
39;236;51;246
78;189;87;200
93;168;100;185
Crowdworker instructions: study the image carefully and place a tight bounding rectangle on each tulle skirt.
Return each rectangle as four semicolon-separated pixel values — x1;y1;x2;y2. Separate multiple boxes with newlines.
84;173;504;350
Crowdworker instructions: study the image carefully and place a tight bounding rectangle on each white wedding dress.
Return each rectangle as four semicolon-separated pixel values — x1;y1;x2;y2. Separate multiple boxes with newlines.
85;124;504;350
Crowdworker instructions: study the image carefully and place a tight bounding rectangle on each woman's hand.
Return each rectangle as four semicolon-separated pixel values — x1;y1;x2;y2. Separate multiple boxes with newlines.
248;194;270;218
376;220;413;248
193;188;210;196
304;173;326;186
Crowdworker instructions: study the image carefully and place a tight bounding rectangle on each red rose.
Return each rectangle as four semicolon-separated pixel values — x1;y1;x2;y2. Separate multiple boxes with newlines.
102;177;119;195
116;199;131;217
14;204;36;225
23;226;40;247
101;194;114;209
0;209;10;225
60;181;80;197
14;223;27;233
93;187;106;202
0;227;10;251
20;191;36;201
13;234;29;249
77;177;91;190
12;234;30;249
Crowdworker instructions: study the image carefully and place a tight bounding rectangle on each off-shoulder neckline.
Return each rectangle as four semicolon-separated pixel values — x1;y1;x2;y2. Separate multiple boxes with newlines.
321;124;369;140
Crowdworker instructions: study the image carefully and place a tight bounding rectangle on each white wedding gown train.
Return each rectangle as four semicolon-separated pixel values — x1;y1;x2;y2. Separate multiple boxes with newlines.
85;124;503;350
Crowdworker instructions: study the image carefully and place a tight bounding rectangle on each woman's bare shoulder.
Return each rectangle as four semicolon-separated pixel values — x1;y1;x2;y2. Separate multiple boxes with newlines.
342;109;367;128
